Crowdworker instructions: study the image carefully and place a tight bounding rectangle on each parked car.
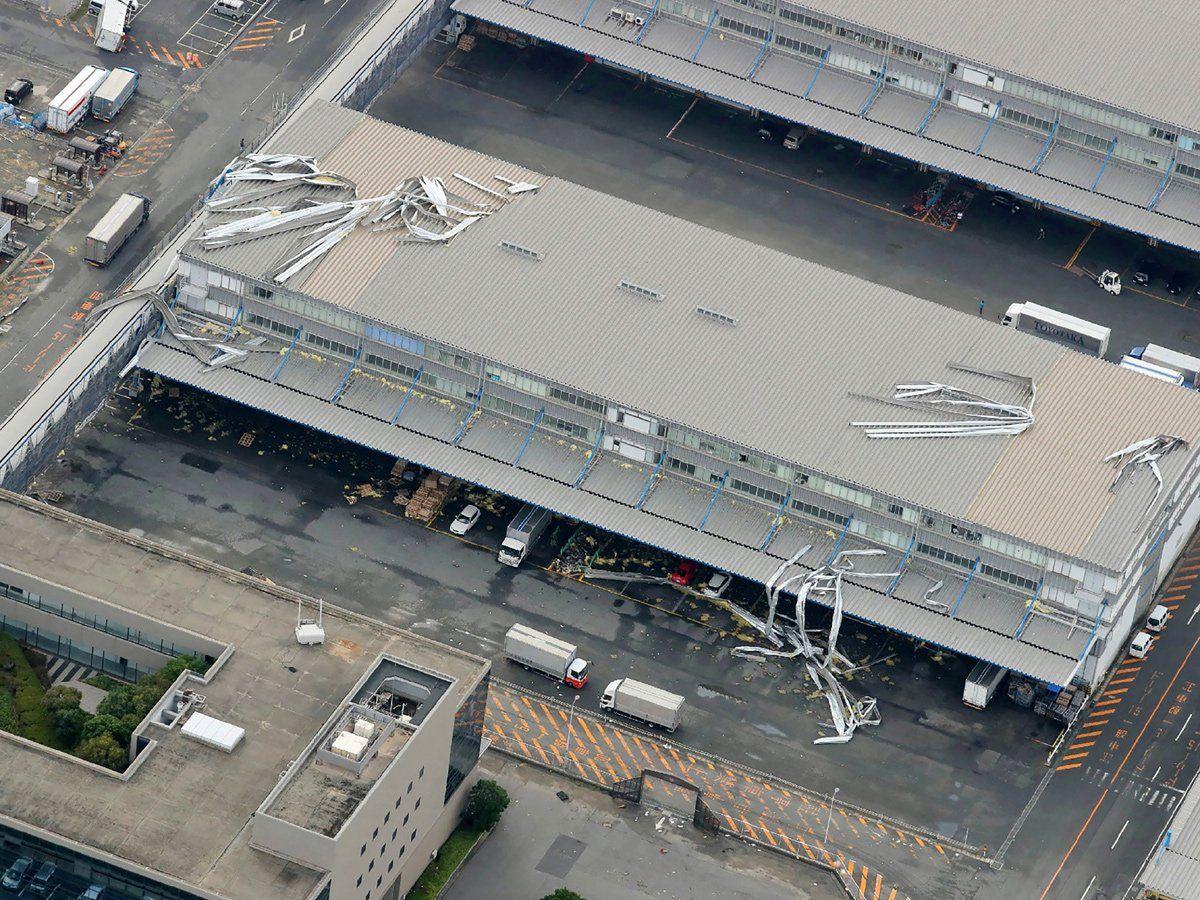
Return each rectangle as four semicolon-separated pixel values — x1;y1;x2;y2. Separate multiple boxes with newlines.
449;504;481;536
1132;257;1158;286
667;560;698;586
3;79;32;106
990;191;1021;212
1;857;34;891
1168;269;1189;295
78;885;109;900
1130;631;1153;659
26;861;57;897
699;571;732;598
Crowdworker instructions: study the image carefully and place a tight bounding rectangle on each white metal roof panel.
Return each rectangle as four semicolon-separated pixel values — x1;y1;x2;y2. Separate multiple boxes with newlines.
180;712;246;753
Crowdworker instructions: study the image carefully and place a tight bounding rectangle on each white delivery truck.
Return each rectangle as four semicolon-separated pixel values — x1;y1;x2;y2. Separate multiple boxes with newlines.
600;678;685;731
504;623;590;688
497;504;552;567
47;65;109;134
85;192;149;266
1120;355;1186;386
1001;301;1110;357
91;67;139;121
963;661;1008;710
1128;343;1200;389
94;0;132;52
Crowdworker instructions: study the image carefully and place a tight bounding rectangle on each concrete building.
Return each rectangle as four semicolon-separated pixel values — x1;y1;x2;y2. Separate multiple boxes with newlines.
119;100;1200;695
450;0;1200;253
0;493;490;900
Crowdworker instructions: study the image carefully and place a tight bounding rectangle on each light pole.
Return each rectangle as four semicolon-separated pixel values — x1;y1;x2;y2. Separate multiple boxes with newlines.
824;787;840;845
564;694;580;757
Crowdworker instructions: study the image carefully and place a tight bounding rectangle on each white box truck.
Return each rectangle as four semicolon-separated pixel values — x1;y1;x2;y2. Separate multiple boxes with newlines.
504;623;590;688
47;65;109;134
1129;343;1200;388
600;678;684;731
1120;355;1186;386
94;0;132;52
91;67;139;121
498;504;552;567
963;661;1008;710
85;192;149;266
1001;301;1110;357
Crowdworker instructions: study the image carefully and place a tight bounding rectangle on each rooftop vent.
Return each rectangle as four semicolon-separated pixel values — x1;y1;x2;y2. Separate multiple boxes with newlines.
695;306;737;326
499;240;544;261
618;280;663;301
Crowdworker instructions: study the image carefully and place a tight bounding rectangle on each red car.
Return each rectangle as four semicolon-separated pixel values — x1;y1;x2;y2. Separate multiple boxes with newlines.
667;560;698;586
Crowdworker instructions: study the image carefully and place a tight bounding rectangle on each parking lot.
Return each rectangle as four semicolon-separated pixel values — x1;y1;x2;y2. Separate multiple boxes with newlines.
371;37;1200;362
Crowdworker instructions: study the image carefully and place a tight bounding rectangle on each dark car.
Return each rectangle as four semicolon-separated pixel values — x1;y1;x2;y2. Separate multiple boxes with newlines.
1132;257;1158;286
3;78;33;106
991;190;1021;212
26;861;57;897
1168;269;1189;295
78;885;109;900
1;857;34;891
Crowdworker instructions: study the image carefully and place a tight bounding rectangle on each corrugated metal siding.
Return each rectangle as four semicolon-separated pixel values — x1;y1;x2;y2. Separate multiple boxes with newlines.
967;353;1200;557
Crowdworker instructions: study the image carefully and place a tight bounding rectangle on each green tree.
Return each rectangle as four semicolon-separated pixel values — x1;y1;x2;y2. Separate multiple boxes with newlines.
463;779;509;831
53;707;90;746
96;685;140;719
42;685;82;714
75;732;127;770
541;891;585;900
80;713;124;744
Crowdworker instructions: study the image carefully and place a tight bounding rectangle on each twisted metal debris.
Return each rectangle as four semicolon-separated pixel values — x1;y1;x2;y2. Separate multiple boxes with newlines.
1104;434;1188;510
851;366;1036;438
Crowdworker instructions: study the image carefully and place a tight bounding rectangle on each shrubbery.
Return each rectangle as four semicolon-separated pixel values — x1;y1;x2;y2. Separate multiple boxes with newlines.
463;779;510;831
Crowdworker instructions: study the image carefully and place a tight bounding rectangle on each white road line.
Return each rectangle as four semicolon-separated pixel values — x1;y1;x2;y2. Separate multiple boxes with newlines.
1189;604;1200;625
1111;819;1129;849
1153;765;1161;781
1079;875;1096;900
288;23;306;42
1177;712;1193;740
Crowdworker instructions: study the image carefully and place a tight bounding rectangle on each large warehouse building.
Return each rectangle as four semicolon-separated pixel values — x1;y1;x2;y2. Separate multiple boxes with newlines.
450;0;1200;252
116;100;1200;695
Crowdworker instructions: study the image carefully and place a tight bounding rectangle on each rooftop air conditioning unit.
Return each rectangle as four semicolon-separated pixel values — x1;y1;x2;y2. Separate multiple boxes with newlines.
295;597;325;646
634;16;644;26
354;719;377;740
623;11;635;23
609;7;622;17
332;730;370;761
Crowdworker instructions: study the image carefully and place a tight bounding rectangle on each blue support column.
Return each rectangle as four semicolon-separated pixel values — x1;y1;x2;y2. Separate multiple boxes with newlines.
271;325;303;382
1012;577;1044;637
1079;598;1108;659
572;426;605;487
691;8;718;61
330;343;363;403
452;390;483;446
859;65;886;117
223;303;243;341
747;30;772;80
803;46;830;99
1091;137;1117;190
155;297;176;339
578;0;598;25
886;535;916;596
1031;116;1058;172
698;469;729;532
513;408;545;467
759;489;792;551
826;514;854;564
975;102;1002;155
636;0;659;43
1149;157;1176;211
949;556;981;618
390;365;424;425
916;85;941;136
635;452;665;509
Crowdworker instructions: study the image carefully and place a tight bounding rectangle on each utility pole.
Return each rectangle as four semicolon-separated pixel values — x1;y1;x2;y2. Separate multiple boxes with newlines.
824;787;840;845
564;694;580;757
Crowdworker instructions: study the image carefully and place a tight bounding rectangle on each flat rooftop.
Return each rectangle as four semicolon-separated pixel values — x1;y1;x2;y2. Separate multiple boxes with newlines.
0;493;486;900
184;101;1200;570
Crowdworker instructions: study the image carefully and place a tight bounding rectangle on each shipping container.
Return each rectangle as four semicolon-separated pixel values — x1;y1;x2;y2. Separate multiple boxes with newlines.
47;65;108;134
84;192;149;266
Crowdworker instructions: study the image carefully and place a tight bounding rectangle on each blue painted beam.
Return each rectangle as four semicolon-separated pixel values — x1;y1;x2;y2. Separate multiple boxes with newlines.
916;85;941;136
572;427;605;488
1148;157;1176;211
759;489;792;551
1031;117;1058;172
154;297;176;339
223;304;243;341
577;0;598;25
859;65;886;117
803;46;830;99
949;556;981;618
330;343;363;404
886;534;916;596
975;102;1002;155
1091;137;1117;190
1013;577;1044;638
747;29;772;80
636;0;659;43
1079;599;1108;661
390;365;424;425
691;8;718;61
698;469;729;532
513;407;545;467
271;325;303;382
635;452;665;509
452;389;483;446
826;514;854;565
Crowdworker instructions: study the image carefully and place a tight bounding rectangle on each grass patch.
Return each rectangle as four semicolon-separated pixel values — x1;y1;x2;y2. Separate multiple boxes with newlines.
84;673;124;692
0;634;66;751
67;0;90;21
405;824;485;900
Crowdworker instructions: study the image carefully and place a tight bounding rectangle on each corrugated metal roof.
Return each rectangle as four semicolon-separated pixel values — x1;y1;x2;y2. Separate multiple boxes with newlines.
181;101;1200;569
137;339;1082;684
452;0;1200;252
1141;771;1200;899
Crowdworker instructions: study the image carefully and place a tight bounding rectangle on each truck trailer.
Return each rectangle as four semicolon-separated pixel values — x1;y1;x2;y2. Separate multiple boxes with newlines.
47;65;108;134
497;504;552;567
504;623;589;688
84;192;149;266
962;661;1008;710
1129;343;1200;388
91;67;138;121
600;678;684;731
94;0;132;52
1001;301;1110;357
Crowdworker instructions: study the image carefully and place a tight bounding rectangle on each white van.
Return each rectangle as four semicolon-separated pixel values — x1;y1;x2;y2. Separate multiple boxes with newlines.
1147;604;1170;632
213;0;247;19
1130;631;1153;659
783;125;804;150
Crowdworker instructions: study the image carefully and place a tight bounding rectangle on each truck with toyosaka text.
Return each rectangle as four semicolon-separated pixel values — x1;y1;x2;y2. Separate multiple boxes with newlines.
85;192;149;266
1001;301;1110;357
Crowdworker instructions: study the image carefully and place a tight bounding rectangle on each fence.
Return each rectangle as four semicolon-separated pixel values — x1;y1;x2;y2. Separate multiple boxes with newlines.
335;0;453;111
0;615;149;682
